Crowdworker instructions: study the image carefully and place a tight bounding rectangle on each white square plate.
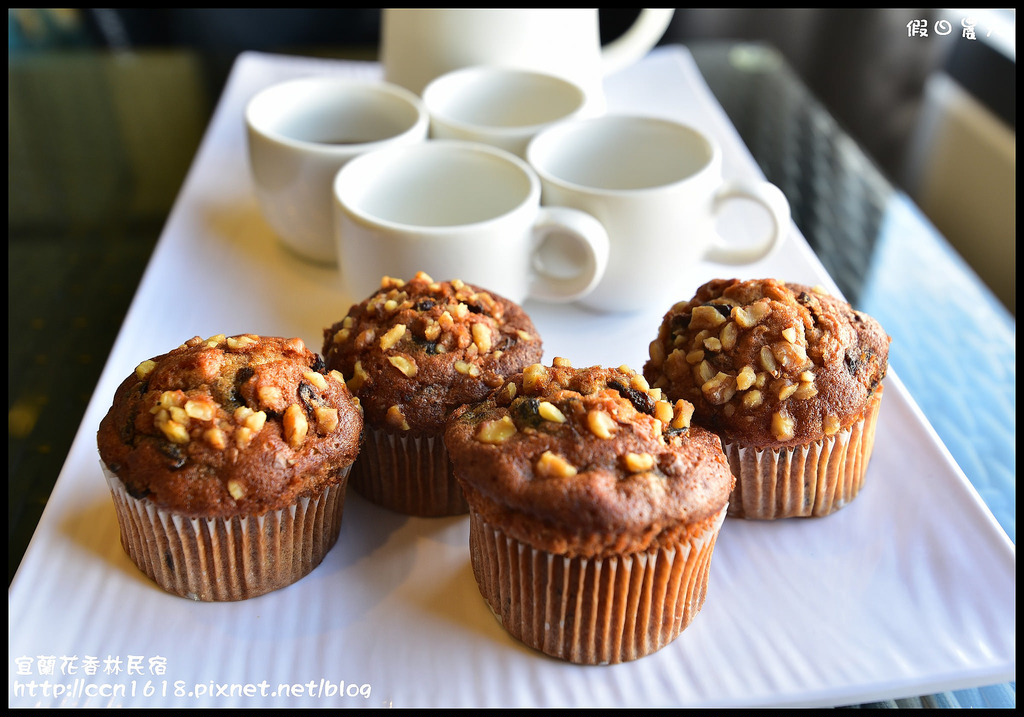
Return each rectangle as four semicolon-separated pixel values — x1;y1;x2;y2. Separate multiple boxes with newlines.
8;48;1014;708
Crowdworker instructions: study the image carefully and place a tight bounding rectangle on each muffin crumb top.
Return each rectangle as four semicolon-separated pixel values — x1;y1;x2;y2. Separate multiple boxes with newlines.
97;334;363;517
644;278;889;447
445;360;734;556
323;272;542;434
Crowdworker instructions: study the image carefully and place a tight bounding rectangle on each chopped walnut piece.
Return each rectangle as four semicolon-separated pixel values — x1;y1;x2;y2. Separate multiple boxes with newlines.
792;381;818;400
135;360;156;379
697;360;716;384
234;426;254;449
587;409;617;439
438;311;455;332
778;382;798;401
719;321;738;350
227;335;258;350
303;371;328;391
691;329;712;350
690;305;727;329
257;386;283;408
536;451;577;478
226;480;246;500
772;340;808;369
736;365;757;391
159;418;190;444
386;404;410;431
771;411;795;441
348;361;368;391
653;399;674;425
354;329;376;350
703;336;723;352
523;363;548;393
388;355;418;378
823;414;842;435
168;406;188;425
671;400;693;429
379;324;406;351
314;406;339;433
476;415;517;444
158;390;185;409
184;399;215;422
471;322;492;353
741;390;763;410
552;356;572;367
454;360;481;377
204;427;227;450
702;372;737;405
283;403;308;447
732;302;768;328
234;407;267;433
624;452;656;473
629;373;650;392
538;401;566;423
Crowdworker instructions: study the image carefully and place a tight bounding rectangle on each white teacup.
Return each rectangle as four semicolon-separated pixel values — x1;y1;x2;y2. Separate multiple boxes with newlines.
245;76;429;265
422;66;594;158
527;115;791;313
332;140;609;305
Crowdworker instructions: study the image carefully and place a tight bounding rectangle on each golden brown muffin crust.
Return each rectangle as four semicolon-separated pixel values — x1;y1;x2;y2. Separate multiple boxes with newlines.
97;334;363;518
444;361;735;557
644;278;889;449
323;272;543;435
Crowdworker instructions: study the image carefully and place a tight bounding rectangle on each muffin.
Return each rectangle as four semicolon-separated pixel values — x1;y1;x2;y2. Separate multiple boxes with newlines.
444;359;735;664
322;272;543;517
644;278;889;520
97;334;363;601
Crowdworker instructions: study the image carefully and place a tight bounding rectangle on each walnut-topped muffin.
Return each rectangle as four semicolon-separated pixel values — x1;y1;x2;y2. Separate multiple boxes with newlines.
97;334;363;601
323;272;543;516
445;359;734;664
644;278;889;519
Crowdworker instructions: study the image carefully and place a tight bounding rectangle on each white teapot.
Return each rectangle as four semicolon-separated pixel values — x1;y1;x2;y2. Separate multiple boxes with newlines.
380;9;674;113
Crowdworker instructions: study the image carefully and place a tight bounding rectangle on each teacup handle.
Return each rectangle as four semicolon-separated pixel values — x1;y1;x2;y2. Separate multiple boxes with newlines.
528;206;610;303
704;180;791;265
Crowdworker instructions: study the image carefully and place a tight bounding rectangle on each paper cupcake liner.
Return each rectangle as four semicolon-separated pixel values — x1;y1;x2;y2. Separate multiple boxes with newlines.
103;464;350;601
468;506;727;665
725;387;883;520
349;426;469;517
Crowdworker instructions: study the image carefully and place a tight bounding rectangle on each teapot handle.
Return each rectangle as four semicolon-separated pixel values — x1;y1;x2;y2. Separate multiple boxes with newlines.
601;9;675;76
